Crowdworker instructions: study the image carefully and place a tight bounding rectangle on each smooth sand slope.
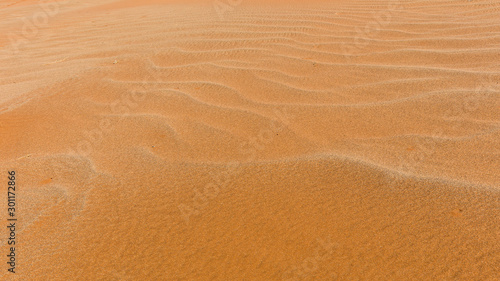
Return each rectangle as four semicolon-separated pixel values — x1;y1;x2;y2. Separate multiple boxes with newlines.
0;0;499;280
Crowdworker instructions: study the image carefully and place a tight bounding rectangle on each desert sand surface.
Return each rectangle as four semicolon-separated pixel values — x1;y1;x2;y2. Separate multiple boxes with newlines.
0;0;499;280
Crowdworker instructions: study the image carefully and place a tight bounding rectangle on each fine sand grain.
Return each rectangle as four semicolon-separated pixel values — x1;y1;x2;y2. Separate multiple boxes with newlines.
1;0;499;280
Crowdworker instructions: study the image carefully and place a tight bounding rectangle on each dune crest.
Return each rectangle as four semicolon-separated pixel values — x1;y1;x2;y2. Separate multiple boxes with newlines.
1;0;499;280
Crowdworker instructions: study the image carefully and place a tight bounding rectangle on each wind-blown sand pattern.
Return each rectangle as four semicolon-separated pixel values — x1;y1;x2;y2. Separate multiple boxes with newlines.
0;0;499;280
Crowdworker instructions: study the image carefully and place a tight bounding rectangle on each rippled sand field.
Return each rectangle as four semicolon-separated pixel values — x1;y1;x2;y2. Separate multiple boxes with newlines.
1;0;499;280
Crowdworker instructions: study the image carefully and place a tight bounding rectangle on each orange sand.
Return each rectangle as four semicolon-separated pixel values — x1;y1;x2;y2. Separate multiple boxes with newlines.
1;0;499;280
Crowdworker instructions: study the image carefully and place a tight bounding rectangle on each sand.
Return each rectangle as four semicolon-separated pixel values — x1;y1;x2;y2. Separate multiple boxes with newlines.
0;0;499;280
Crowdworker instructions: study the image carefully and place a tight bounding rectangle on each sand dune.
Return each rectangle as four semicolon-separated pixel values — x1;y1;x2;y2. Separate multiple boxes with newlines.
1;0;499;280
